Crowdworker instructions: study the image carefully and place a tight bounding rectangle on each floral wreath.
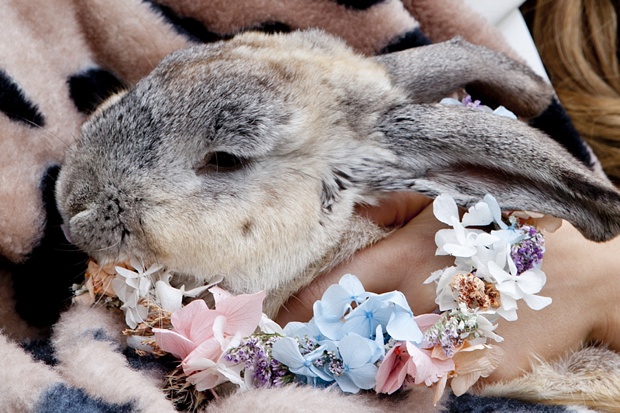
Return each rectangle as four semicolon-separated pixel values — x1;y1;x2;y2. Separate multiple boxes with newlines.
73;97;558;410
74;187;556;410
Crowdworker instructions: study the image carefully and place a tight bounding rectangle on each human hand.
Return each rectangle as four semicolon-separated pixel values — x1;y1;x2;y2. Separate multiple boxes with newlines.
275;191;453;324
275;191;620;384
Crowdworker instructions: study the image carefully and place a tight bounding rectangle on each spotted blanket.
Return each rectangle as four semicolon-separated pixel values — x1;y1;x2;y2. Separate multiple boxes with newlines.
0;0;606;412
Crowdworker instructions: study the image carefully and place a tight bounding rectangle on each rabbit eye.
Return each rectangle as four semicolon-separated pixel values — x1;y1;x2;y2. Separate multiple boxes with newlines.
197;151;244;173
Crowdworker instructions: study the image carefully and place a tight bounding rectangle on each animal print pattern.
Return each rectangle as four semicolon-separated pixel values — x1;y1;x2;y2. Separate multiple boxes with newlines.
0;0;596;411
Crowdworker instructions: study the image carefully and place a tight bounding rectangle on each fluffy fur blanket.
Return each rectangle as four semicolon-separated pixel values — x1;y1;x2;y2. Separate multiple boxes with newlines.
0;0;614;412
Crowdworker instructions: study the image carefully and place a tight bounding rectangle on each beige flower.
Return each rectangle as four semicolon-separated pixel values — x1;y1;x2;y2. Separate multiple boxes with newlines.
450;344;504;396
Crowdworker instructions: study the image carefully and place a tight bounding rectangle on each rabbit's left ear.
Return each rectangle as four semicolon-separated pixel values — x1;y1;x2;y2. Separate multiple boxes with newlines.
375;38;554;118
364;103;620;242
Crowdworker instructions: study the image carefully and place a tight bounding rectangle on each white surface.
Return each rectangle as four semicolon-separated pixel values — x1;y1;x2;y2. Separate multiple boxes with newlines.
463;0;526;25
463;0;549;81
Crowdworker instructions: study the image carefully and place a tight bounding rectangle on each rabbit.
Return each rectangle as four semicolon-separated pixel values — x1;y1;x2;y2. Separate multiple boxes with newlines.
55;29;620;315
55;29;620;317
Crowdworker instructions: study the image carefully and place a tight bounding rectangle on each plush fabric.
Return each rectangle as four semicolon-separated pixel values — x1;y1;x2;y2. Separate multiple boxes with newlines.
0;0;608;411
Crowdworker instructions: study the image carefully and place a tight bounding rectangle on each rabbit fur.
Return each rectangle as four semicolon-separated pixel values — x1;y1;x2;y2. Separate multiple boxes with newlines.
54;29;620;412
56;29;620;317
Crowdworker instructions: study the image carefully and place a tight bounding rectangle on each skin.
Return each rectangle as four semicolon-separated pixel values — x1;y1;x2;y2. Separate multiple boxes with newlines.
276;192;620;383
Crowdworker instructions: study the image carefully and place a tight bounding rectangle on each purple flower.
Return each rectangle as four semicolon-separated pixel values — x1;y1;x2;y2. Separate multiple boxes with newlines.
511;225;545;274
224;334;293;388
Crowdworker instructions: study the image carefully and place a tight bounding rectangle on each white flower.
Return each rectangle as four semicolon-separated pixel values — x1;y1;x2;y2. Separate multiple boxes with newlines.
435;226;498;258
487;261;552;320
474;313;504;343
425;266;463;311
462;194;505;229
492;105;517;119
430;194;551;322
433;193;461;227
155;280;210;312
440;96;517;119
120;303;149;329
258;313;285;335
433;194;499;258
111;258;164;327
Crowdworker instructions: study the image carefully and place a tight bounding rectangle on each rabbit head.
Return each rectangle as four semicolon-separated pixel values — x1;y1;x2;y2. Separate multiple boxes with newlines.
56;30;620;308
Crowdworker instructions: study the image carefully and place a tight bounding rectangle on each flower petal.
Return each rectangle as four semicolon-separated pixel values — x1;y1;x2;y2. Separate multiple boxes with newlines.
313;301;345;340
338;274;367;301
271;337;306;370
339;334;374;368
258;313;285;335
183;284;211;298
406;342;454;386
414;314;442;332
348;363;378;390
483;194;507;229
516;269;546;295
186;338;224;368
375;343;409;394
209;285;233;304
169;299;213;341
522;293;552;310
443;243;477;257
156;280;184;312
462;201;493;227
488;261;513;284
320;284;354;317
215;290;266;337
185;364;226;391
387;310;423;344
433;194;459;226
334;372;362;394
115;266;140;279
153;328;196;359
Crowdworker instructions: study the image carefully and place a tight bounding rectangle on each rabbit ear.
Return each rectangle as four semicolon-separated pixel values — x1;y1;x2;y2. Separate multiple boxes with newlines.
375;38;554;118
366;103;620;242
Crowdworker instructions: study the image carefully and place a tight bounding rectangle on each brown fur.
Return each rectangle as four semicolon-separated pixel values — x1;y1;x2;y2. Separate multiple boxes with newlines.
481;346;620;411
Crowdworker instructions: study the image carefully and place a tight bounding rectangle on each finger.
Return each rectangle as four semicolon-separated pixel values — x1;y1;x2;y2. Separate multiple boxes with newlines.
356;192;433;227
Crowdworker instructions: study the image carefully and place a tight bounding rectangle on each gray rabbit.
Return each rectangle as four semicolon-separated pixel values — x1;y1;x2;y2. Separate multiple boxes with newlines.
56;29;620;317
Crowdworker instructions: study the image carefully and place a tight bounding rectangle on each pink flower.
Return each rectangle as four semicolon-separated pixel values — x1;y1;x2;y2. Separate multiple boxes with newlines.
182;331;229;391
153;289;266;359
375;342;410;394
375;340;455;395
406;342;455;386
414;313;441;334
153;288;266;391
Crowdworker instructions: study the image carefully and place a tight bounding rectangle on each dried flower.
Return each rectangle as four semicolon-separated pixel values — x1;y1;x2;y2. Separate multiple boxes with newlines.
511;224;545;274
449;273;501;311
223;334;294;388
423;305;484;358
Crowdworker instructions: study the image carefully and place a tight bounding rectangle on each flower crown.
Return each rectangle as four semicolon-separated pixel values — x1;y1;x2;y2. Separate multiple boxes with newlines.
74;191;554;410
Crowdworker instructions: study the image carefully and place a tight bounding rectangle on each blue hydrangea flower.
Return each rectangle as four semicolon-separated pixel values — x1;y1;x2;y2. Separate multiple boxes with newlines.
283;318;326;343
379;291;422;342
320;273;371;317
341;295;392;340
313;299;346;341
342;291;423;344
329;334;382;393
271;337;334;382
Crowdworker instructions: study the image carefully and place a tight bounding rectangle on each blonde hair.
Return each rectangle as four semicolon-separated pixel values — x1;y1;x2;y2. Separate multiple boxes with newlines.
530;0;620;186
